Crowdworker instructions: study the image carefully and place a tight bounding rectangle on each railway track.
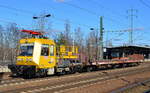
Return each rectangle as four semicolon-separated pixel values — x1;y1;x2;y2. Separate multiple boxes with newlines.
0;78;24;85
24;68;150;93
0;63;150;93
112;77;150;93
0;63;147;86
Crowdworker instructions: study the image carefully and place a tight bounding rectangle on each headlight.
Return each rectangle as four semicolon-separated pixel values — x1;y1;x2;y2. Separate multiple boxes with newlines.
28;58;33;62
17;58;22;61
26;58;32;62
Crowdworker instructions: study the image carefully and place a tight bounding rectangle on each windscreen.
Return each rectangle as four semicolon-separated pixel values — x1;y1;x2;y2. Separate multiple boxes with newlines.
19;43;34;56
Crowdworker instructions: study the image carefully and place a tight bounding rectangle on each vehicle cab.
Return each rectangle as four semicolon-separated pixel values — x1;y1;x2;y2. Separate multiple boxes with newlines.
8;30;56;77
17;38;56;69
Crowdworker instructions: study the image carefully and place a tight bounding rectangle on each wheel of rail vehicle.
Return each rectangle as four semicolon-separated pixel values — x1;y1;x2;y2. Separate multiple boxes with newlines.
36;69;47;78
121;63;127;68
86;66;93;72
56;70;66;76
23;69;35;79
62;70;66;75
69;67;76;74
23;71;32;79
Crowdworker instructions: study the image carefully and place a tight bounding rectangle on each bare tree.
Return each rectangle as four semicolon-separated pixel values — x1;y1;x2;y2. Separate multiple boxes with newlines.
0;23;23;63
55;20;72;46
86;29;99;61
0;25;4;61
64;20;71;45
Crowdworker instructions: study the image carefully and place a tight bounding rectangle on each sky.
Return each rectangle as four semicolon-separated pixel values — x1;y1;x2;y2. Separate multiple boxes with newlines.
0;0;149;46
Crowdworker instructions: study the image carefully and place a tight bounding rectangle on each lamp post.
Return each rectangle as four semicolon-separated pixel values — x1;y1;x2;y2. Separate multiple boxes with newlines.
90;16;104;60
90;28;99;60
33;14;51;32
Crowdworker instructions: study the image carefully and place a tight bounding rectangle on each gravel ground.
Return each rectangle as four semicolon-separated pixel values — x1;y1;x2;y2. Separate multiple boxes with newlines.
0;62;150;93
59;70;150;93
119;80;150;93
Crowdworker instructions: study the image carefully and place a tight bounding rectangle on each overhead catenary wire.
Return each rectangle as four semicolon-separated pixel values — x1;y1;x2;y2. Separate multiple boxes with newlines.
140;0;150;8
0;18;59;39
58;0;128;27
87;0;147;32
79;0;140;46
0;1;140;32
0;1;148;45
0;4;35;15
86;0;148;45
0;18;32;28
0;4;94;30
56;0;150;46
89;0;126;18
51;16;92;28
90;0;147;32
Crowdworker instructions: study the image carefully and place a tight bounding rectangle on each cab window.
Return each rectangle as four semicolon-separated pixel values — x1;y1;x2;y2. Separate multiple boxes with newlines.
50;45;54;56
41;44;49;56
19;43;34;56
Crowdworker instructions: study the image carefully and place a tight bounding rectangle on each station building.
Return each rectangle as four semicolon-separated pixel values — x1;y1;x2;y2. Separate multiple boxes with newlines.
104;45;150;59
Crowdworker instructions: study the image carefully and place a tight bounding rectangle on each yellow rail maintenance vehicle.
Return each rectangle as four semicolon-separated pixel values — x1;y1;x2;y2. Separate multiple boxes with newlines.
8;30;82;78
